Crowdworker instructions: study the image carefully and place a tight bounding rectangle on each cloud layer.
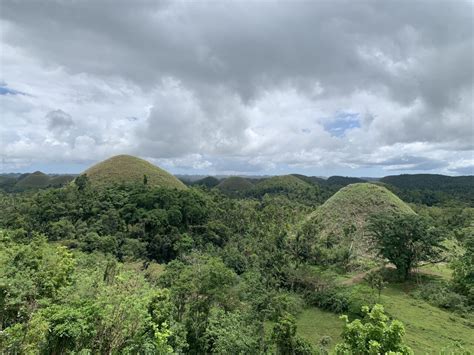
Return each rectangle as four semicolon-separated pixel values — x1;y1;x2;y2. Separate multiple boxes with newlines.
1;0;473;175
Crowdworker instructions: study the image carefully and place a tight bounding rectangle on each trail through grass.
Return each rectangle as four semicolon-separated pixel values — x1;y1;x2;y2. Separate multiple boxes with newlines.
296;283;474;353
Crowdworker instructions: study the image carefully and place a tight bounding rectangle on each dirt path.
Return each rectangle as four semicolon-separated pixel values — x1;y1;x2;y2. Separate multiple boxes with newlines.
340;264;395;286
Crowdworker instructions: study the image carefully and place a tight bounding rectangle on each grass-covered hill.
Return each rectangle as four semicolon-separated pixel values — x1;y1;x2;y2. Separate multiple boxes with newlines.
81;155;187;190
14;171;51;190
250;175;321;204
215;176;254;195
300;183;414;266
192;176;221;188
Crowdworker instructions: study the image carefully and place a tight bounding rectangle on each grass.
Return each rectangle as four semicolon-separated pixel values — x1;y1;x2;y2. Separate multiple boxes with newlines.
300;183;415;265
296;282;474;353
311;183;415;231
296;307;343;350
82;154;187;190
418;263;452;280
381;284;474;353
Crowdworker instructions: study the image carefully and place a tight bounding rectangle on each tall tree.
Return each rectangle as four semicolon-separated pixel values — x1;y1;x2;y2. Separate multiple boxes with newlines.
369;213;443;280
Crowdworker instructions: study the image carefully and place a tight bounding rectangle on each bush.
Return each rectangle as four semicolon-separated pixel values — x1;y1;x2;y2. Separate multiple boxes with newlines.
305;286;350;314
413;281;470;314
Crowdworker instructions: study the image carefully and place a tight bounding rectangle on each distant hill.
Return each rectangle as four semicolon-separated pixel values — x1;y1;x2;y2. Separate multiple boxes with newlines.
380;174;474;206
0;175;18;191
291;174;327;185
251;175;321;204
14;171;51;190
299;183;414;267
326;176;366;186
216;176;254;195
192;176;221;188
81;155;187;190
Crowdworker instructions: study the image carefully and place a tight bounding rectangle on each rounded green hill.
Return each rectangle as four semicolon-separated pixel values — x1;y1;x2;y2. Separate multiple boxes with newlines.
81;155;187;190
300;183;414;264
254;175;313;192
252;175;320;203
15;171;51;190
216;176;254;195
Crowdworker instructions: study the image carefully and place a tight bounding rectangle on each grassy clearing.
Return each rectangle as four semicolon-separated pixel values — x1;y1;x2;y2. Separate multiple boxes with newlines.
418;262;452;280
296;282;474;353
296;307;343;351
381;284;474;353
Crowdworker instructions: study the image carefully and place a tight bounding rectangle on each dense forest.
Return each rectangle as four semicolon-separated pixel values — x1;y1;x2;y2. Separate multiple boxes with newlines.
0;160;473;354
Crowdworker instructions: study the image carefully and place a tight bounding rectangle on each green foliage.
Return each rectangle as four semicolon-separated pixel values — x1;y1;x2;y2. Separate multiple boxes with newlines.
380;174;474;206
272;312;315;355
369;213;444;280
0;237;178;354
364;270;387;300
1;169;473;353
412;280;470;314
335;304;413;354
451;232;474;306
204;308;261;354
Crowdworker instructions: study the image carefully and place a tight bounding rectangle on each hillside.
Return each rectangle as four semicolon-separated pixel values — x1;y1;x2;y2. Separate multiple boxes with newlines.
14;171;51;190
326;176;366;186
251;175;321;204
216;176;254;195
300;183;414;265
49;175;75;187
81;155;187;190
380;174;474;206
192;176;220;188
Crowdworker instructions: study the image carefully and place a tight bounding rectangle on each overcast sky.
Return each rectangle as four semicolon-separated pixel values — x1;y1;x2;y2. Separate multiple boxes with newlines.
1;0;473;176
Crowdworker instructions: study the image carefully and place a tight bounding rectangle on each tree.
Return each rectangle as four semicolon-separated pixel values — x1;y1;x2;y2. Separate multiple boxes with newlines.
271;313;315;355
451;233;474;305
204;308;261;354
74;174;89;191
369;213;443;280
335;304;413;354
364;270;386;301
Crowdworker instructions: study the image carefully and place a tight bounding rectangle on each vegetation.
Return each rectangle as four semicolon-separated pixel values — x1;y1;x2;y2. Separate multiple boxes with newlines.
335;304;413;354
215;176;254;195
369;213;444;280
298;183;414;270
0;171;75;192
250;175;321;206
381;174;474;206
191;176;220;188
0;159;472;353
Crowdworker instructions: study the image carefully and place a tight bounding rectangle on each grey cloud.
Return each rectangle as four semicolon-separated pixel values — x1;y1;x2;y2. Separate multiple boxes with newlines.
1;0;472;174
450;165;474;175
2;1;472;104
47;109;74;131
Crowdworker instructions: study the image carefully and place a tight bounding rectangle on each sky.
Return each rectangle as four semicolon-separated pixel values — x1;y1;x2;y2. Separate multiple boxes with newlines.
0;0;473;177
